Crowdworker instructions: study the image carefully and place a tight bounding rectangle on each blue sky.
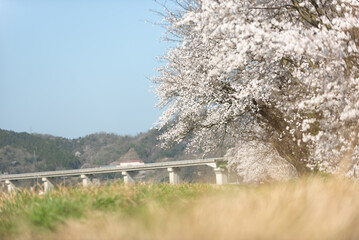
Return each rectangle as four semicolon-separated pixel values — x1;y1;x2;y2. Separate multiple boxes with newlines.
0;0;171;139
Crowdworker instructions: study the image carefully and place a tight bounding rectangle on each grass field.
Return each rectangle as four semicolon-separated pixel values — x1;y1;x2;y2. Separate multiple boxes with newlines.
1;176;359;240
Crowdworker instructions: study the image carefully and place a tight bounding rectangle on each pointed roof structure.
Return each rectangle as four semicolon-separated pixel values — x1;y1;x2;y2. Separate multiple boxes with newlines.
109;148;141;166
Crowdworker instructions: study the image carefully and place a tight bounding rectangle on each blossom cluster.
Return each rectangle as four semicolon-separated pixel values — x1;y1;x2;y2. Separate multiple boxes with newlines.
153;0;359;176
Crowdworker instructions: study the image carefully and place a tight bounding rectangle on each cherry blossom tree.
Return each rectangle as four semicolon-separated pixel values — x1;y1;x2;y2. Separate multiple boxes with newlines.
153;0;359;176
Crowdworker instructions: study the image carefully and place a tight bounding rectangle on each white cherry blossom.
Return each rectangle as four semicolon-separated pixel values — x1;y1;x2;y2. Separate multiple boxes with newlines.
153;0;359;176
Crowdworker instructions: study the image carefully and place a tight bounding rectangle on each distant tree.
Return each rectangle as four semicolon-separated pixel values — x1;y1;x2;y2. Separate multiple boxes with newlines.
153;0;359;175
0;129;81;171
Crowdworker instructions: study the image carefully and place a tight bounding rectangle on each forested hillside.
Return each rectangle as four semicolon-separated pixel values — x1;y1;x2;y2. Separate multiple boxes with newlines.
0;129;192;174
0;130;80;173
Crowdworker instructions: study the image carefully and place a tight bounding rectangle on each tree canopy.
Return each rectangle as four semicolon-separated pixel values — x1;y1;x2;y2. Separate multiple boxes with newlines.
153;0;359;176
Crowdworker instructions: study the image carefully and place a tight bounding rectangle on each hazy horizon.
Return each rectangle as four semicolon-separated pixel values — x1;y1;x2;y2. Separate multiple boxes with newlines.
0;126;155;139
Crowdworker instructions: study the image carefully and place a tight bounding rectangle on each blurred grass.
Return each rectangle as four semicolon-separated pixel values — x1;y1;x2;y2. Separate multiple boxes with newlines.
0;182;216;238
2;176;359;240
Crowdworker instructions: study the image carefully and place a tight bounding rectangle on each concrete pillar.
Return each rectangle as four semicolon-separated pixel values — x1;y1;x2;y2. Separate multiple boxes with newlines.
168;167;180;184
42;177;54;193
5;180;16;193
80;174;92;187
122;171;135;184
214;168;228;185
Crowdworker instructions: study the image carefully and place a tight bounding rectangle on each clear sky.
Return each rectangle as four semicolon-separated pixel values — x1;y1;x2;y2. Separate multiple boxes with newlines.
0;0;171;139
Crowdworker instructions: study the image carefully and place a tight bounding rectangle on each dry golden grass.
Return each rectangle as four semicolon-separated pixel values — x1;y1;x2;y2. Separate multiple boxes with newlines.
4;176;359;240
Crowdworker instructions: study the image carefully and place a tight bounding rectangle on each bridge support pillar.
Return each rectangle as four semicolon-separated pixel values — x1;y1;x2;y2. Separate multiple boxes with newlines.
80;174;92;187
168;167;180;184
5;180;16;193
122;171;135;184
42;177;54;193
214;168;228;185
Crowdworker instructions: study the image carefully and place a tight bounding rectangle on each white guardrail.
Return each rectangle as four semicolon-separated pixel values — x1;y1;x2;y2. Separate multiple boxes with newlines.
0;158;226;181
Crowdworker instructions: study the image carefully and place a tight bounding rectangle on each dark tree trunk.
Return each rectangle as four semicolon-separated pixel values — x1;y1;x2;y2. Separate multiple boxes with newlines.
258;104;310;174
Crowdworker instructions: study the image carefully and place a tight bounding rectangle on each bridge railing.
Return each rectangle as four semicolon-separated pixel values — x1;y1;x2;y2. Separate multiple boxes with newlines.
1;158;229;194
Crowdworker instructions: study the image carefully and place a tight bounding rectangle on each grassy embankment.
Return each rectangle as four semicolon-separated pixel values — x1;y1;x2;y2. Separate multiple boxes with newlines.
1;176;359;240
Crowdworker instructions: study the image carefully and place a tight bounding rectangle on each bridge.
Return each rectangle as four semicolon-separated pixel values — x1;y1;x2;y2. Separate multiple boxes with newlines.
0;158;228;193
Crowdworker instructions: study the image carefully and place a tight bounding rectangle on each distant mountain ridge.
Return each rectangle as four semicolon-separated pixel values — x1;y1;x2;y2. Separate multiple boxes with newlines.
0;128;190;174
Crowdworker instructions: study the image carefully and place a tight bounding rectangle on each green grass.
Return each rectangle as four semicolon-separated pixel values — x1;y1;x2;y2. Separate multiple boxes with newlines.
3;177;359;240
0;183;218;237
